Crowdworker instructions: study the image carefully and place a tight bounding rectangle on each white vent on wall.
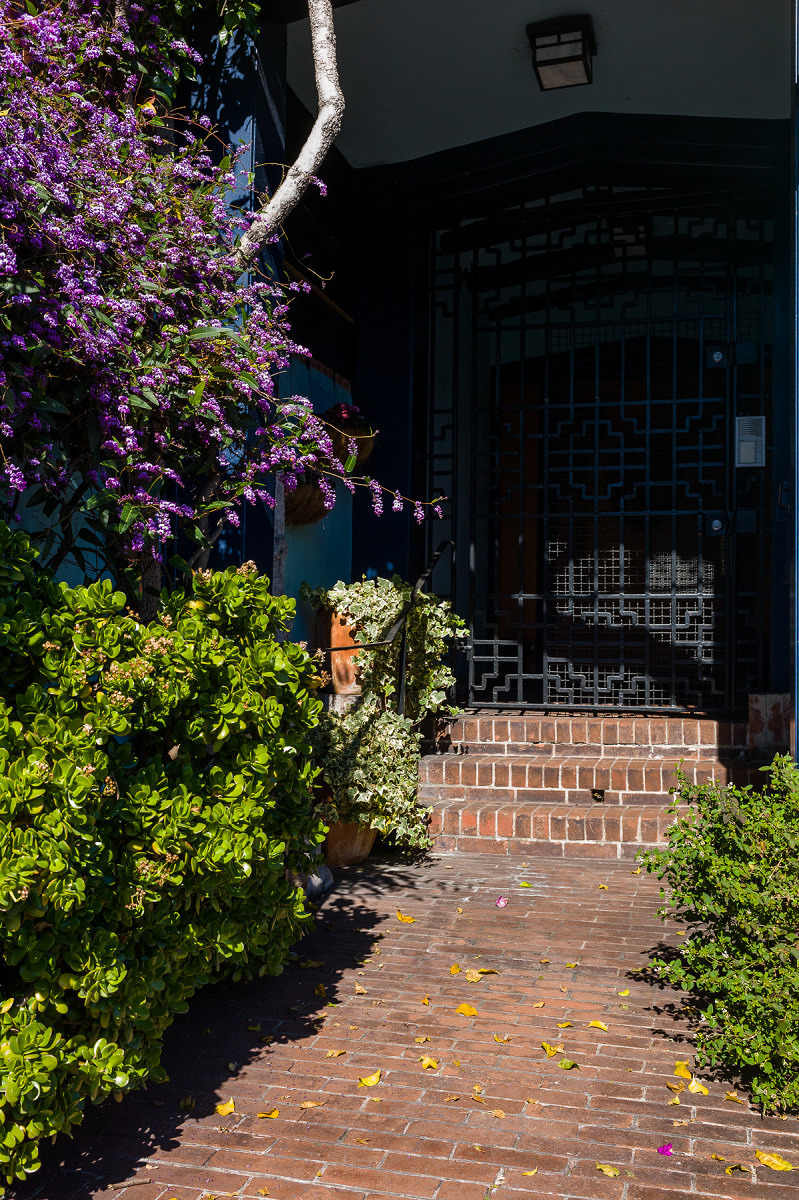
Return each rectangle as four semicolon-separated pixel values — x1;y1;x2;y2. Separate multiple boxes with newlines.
735;416;765;468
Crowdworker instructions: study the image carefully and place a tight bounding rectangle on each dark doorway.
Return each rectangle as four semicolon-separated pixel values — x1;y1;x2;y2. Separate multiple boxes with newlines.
427;181;774;713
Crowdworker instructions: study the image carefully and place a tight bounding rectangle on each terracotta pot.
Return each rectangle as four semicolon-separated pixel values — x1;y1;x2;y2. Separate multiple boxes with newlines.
315;609;362;695
324;821;377;868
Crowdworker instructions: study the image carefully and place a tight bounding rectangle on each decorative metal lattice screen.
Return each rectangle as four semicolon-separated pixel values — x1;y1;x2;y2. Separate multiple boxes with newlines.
426;184;773;713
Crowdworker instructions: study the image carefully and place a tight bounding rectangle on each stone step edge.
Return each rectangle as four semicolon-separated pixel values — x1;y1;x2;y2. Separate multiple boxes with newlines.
431;834;658;860
437;742;740;759
419;785;675;806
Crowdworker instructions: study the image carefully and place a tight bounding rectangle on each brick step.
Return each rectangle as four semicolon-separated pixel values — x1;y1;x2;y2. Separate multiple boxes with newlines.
443;712;751;758
428;797;685;859
418;752;757;806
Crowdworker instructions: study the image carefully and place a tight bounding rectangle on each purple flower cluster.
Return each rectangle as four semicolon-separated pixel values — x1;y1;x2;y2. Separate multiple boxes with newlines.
0;0;440;580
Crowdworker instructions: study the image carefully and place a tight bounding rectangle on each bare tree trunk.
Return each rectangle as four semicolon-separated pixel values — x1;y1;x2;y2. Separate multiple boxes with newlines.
234;0;344;269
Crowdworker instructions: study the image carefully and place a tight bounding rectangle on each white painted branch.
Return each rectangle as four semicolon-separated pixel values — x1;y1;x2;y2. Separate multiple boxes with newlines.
235;0;344;269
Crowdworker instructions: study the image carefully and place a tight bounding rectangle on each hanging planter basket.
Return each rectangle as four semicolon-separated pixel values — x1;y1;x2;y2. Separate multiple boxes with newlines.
284;404;375;527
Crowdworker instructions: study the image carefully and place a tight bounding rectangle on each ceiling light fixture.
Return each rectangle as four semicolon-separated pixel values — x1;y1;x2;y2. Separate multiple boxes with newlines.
527;14;596;91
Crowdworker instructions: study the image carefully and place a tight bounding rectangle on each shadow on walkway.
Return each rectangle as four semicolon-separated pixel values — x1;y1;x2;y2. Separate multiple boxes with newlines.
15;858;422;1199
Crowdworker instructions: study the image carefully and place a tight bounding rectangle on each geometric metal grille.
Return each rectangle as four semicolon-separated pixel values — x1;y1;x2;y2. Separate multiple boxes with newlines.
426;183;774;714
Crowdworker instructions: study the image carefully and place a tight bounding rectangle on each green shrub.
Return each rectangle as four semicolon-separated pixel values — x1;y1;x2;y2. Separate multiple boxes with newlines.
644;754;799;1112
302;575;466;848
0;523;324;1185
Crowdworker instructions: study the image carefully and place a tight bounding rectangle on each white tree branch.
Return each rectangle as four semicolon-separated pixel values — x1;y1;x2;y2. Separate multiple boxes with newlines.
235;0;344;269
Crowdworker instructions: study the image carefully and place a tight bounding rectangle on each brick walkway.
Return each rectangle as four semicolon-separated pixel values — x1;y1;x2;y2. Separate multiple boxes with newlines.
17;854;799;1200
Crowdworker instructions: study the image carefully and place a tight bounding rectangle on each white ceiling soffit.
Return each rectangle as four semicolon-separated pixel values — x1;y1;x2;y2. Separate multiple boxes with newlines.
286;0;792;167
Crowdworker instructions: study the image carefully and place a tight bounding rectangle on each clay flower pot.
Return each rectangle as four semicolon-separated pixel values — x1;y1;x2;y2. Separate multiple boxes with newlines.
324;821;377;868
315;609;362;695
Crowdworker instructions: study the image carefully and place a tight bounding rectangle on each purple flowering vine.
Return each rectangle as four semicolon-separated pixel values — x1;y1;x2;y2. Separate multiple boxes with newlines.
0;0;441;604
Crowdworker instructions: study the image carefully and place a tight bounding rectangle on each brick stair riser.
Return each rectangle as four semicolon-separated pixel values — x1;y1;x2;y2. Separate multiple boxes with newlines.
419;756;748;793
428;802;680;859
444;715;751;757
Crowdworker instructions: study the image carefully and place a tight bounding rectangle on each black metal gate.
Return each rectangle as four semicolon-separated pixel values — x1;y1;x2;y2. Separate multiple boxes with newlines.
426;182;774;713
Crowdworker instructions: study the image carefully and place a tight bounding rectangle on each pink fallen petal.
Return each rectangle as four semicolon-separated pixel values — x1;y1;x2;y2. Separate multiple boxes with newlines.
495;896;509;908
656;1144;674;1156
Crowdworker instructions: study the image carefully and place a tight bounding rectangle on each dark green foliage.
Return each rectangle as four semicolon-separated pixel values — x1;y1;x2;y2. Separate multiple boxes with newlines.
302;576;467;849
644;755;799;1112
0;524;324;1184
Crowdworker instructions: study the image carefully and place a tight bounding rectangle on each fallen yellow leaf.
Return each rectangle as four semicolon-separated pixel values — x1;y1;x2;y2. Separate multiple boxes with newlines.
450;964;461;975
414;1036;430;1044
532;1001;545;1008
257;1109;279;1118
493;1034;511;1043
724;1090;744;1104
314;983;327;998
599;884;608;890
473;1084;483;1093
755;1150;794;1171
422;996;430;1005
355;1138;369;1144
589;1020;608;1032
325;1049;345;1058
618;989;630;996
349;1025;359;1031
465;969;481;983
596;1162;620;1177
541;1041;564;1058
354;983;368;995
559;986;568;992
300;1100;324;1109
557;1058;578;1069
539;958;550;964
457;907;463;913
419;1056;438;1070
215;1098;235;1116
557;1021;572;1028
674;1060;692;1080
490;1109;506;1118
444;1094;460;1102
668;1096;680;1106
631;867;641;874
725;1163;747;1174
521;1168;538;1175
396;910;415;923
688;1077;709;1095
711;1154;726;1161
520;882;532;888
357;1070;381;1087
456;1003;478;1017
471;1094;485;1104
666;1081;684;1094
566;962;579;968
478;968;499;975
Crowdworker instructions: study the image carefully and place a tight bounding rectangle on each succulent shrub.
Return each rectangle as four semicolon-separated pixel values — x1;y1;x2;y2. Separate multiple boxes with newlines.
0;523;324;1185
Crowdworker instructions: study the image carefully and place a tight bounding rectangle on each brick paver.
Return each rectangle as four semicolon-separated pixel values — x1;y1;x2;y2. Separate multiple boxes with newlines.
15;854;799;1200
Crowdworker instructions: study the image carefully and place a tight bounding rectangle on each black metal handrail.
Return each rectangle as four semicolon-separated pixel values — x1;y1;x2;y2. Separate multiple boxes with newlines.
317;539;454;715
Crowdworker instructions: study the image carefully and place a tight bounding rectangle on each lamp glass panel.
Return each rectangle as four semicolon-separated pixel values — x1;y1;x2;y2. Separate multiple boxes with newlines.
537;60;589;88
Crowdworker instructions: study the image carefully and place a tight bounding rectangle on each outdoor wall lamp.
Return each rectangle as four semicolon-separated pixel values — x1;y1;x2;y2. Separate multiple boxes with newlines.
526;14;596;90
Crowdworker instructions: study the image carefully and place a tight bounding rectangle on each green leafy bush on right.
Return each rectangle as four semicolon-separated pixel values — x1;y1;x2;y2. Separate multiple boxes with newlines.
0;523;323;1187
644;754;799;1112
